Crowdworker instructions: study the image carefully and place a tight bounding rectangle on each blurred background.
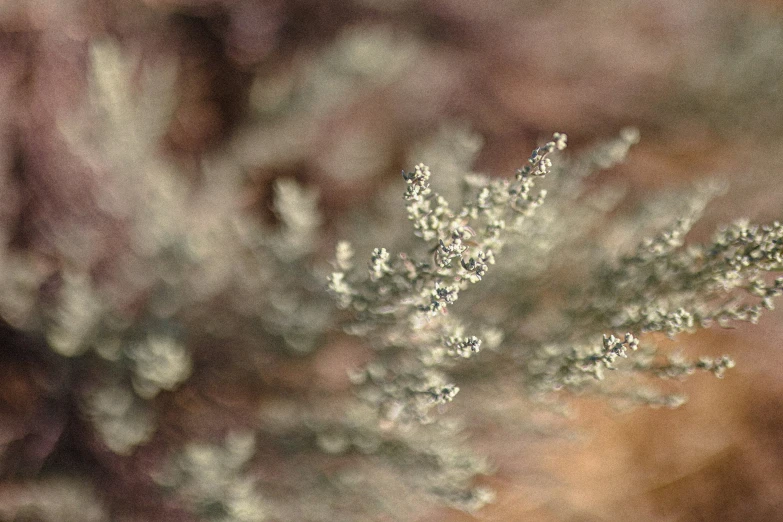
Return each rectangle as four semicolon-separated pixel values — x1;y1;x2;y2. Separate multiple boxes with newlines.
1;0;783;520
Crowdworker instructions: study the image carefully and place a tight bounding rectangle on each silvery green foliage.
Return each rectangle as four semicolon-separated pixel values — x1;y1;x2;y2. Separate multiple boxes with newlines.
329;134;566;424
5;36;783;522
321;128;783;515
152;432;265;522
9;40;329;472
321;126;778;514
237;25;417;176
304;403;495;517
330;127;782;465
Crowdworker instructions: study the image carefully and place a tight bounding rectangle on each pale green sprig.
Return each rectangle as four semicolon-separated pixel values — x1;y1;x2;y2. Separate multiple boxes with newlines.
444;335;482;358
369;247;393;281
635;352;736;379
559;332;641;383
327;134;568;428
584;214;783;336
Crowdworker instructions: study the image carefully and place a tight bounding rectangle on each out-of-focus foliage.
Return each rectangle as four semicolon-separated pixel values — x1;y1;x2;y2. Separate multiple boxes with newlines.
1;1;783;521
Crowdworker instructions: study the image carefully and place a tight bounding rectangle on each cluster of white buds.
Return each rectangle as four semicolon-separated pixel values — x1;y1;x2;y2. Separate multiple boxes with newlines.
445;335;482;358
